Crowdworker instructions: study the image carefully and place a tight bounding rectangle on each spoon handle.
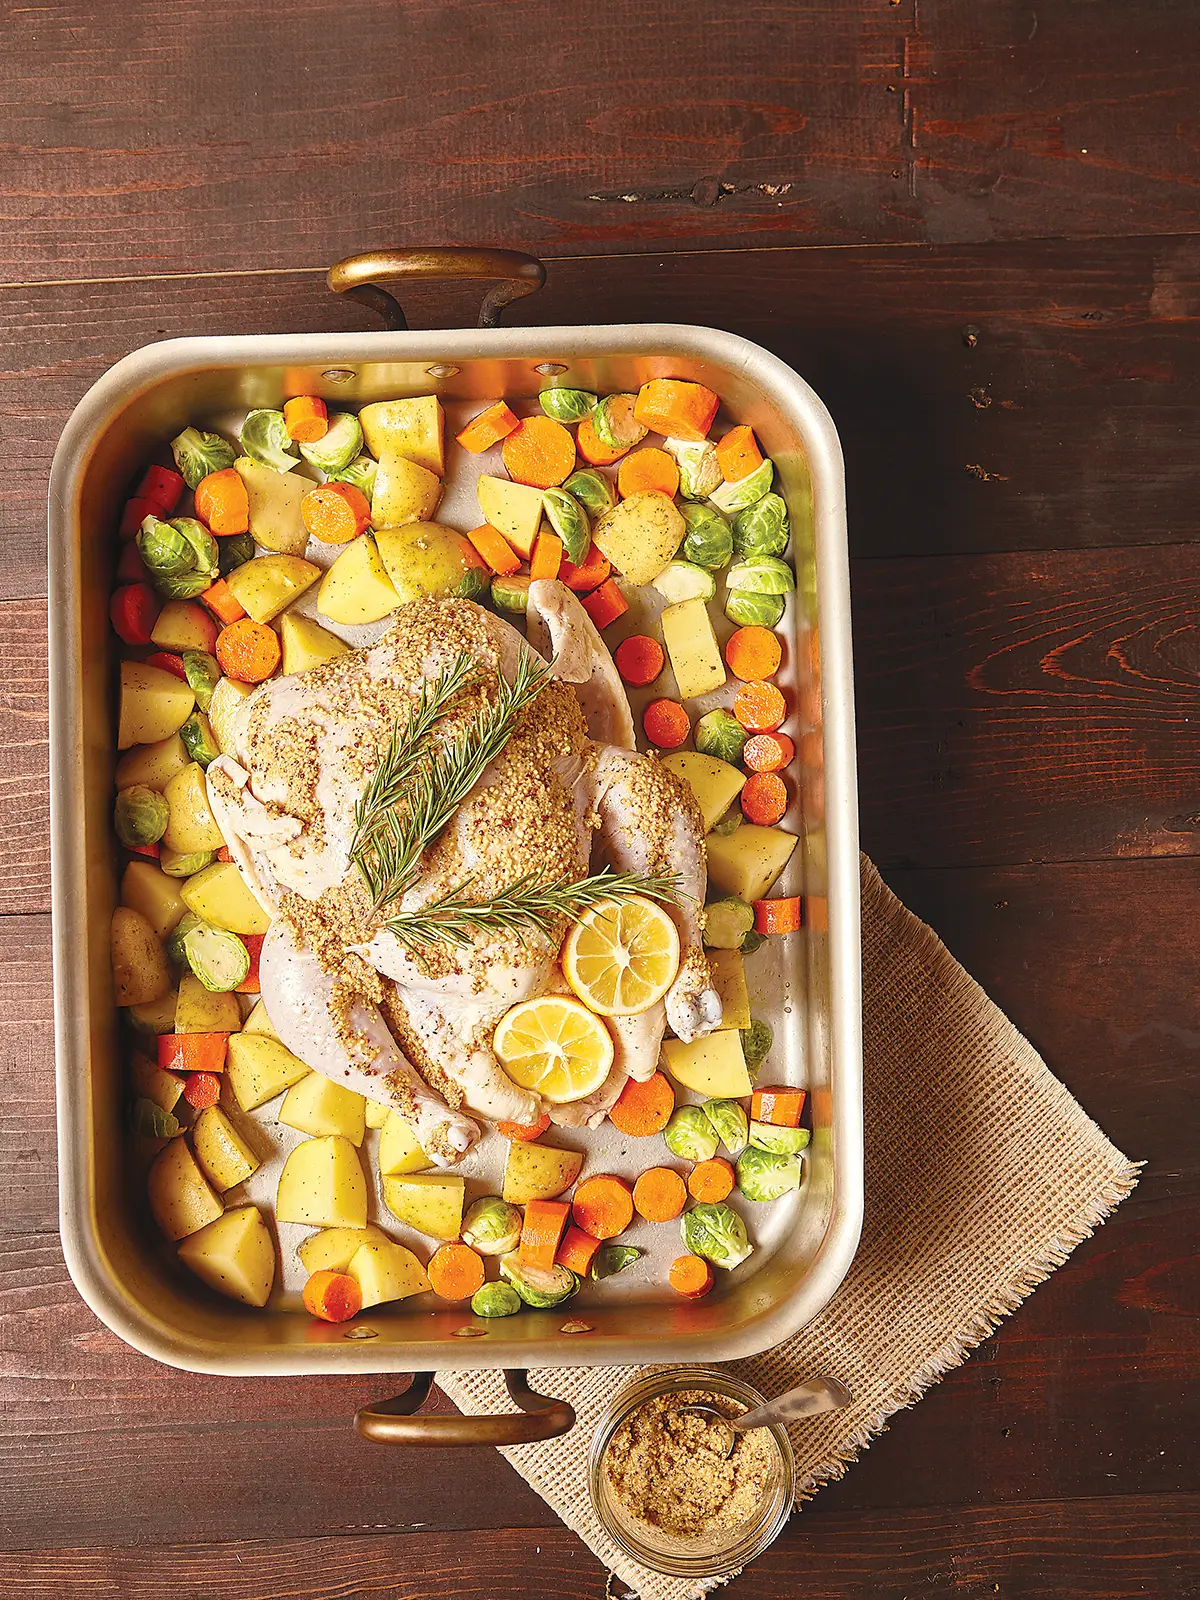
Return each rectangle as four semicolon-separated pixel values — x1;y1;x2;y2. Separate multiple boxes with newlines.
735;1376;852;1431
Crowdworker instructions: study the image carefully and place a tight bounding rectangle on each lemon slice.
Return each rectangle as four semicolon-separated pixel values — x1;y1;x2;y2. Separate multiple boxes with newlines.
494;996;615;1104
561;897;681;1017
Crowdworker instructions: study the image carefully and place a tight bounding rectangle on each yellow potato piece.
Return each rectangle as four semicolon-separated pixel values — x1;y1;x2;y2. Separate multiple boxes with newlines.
661;751;746;832
175;972;241;1035
706;947;751;1031
121;860;187;940
377;1110;430;1175
128;988;179;1035
279;612;349;674
359;397;444;475
476;474;544;558
382;1174;464;1241
317;535;399;626
131;1053;185;1113
660;597;727;701
118;661;196;749
234;456;309;555
150;600;216;653
180;861;270;935
279;1072;366;1146
191;1106;260;1192
591;491;685;586
363;1099;390;1130
178;1204;275;1307
348;1239;431;1307
115;732;191;792
147;1138;223;1241
277;1136;367;1229
162;761;224;854
226;1033;309;1112
661;1030;752;1099
501;1140;583;1205
110;906;171;1007
207;676;253;756
297;1224;387;1276
226;554;321;624
240;999;279;1040
705;824;799;903
370;448;442;528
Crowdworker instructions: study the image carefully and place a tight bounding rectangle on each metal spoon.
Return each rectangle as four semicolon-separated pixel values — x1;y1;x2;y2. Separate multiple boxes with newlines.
679;1376;852;1457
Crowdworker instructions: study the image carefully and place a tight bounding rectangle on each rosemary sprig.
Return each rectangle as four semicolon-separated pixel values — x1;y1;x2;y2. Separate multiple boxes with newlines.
383;868;685;953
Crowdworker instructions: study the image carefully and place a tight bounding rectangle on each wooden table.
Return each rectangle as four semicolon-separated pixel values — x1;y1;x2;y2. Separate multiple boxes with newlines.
1;3;1197;1594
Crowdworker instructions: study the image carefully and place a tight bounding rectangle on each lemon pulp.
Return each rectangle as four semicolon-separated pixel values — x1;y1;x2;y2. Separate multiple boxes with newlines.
493;995;615;1103
561;896;681;1017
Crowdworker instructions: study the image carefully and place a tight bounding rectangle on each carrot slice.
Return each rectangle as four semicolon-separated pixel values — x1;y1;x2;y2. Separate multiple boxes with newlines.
137;464;185;515
617;447;680;499
236;933;263;994
300;481;371;545
715;425;764;484
283;396;328;443
687;1157;735;1203
519;1198;572;1267
456;400;520;454
559;542;611;593
201;578;246;627
465;523;521;576
743;732;795;773
157;1033;228;1075
571;1175;634;1240
530;528;563;581
632;379;720;443
741;771;788;825
120;495;166;541
632;1168;687;1222
733;680;787;733
669;1254;715;1298
750;1086;806;1127
608;1072;674;1138
427;1242;486;1302
216;619;281;684
110;583;160;646
182;1071;222;1109
145;651;188;681
195;467;250;537
614;634;665;688
303;1269;362;1323
576;413;630;466
725;626;782;682
753;895;802;935
501;416;576;488
643;698;690;749
556;1224;601;1277
580;577;628;630
497;1111;552;1142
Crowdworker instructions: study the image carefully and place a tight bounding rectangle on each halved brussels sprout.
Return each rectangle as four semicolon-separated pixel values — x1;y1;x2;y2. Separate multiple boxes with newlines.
181;651;221;713
652;560;716;605
471;1282;522;1318
592;394;647;450
499;1252;580;1308
218;531;256;576
724;588;786;629
591;1244;644;1280
541;488;591;564
454;566;489;602
726;556;796;596
137;516;192;577
679;1201;753;1269
299;411;363;474
114;785;169;848
740;930;766;956
166;911;203;967
327;455;378;499
170;427;235;491
160;848;216;879
740;1019;773;1073
703;898;756;950
129;1097;182;1140
491;575;531;613
710;808;743;838
461;1196;522;1256
239;409;299;472
539;388;598;423
663;1105;720;1163
680;503;733;570
137;516;219;600
708;457;774;514
732;492;789;559
665;438;722;501
180;712;220;768
735;1145;802;1201
749;1121;810;1156
695;709;747;766
563;469;616;518
183;923;251;992
702;1098;749;1158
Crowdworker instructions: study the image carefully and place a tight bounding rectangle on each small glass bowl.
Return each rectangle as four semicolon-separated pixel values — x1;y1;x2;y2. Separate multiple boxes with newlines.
588;1366;796;1581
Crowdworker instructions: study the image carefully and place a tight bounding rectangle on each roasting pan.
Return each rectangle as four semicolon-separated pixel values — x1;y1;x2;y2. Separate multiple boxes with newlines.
49;249;863;1446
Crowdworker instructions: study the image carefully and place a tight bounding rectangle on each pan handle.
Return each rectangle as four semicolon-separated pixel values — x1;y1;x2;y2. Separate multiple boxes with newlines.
327;247;546;331
355;1369;575;1447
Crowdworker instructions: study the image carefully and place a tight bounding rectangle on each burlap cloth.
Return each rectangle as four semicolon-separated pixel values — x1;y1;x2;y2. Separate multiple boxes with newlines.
440;857;1140;1598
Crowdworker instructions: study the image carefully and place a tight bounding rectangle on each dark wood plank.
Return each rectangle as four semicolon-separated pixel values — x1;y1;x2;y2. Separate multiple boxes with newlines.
1;1497;1195;1599
0;602;49;913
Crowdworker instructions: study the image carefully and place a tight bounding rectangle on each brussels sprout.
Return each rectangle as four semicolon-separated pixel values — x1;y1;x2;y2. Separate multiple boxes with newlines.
539;388;598;423
499;1252;580;1308
137;516;218;600
726;556;796;596
702;1098;749;1158
453;566;489;602
166;911;203;967
491;575;531;613
183;923;251;992
239;409;299;472
471;1281;522;1318
708;457;774;514
592;394;647;450
299;411;363;474
214;532;254;578
694;709;747;766
703;898;755;950
461;1196;523;1256
591;1244;644;1280
680;503;734;570
327;454;378;499
711;809;743;838
724;588;786;629
740;930;766;956
679;1201;753;1270
663;1105;720;1163
180;712;220;768
664;437;722;501
137;516;192;577
735;1145;802;1202
563;469;616;518
652;560;716;605
732;492;789;559
181;650;221;713
749;1120;811;1156
160;848;216;879
170;426;235;491
129;1096;181;1140
740;1019;773;1073
114;785;169;848
541;488;591;564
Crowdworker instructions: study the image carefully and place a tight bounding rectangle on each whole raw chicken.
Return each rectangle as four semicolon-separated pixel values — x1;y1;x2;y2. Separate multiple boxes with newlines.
207;580;720;1166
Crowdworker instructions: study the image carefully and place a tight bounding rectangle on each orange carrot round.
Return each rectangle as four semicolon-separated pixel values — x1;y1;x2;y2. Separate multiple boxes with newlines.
725;626;782;682
182;1071;221;1109
733;680;786;733
688;1158;735;1203
303;1269;362;1323
753;896;803;936
643;698;690;749
576;413;630;466
501;416;576;488
743;732;795;773
669;1254;714;1298
617;447;680;500
608;1072;675;1138
301;481;371;545
216;618;281;684
497;1111;552;1142
427;1242;486;1302
614;634;666;687
632;1167;687;1222
741;771;788;825
571;1175;634;1240
283;395;328;443
194;467;250;537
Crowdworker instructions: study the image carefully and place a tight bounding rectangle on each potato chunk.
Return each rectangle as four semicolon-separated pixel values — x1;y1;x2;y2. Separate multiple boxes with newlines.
501;1140;583;1204
178;1204;276;1307
110;906;171;1006
276;1135;367;1228
348;1239;431;1307
706;824;799;902
147;1138;223;1241
592;490;685;586
192;1106;260;1192
279;1073;366;1146
382;1174;465;1241
662;1030;752;1098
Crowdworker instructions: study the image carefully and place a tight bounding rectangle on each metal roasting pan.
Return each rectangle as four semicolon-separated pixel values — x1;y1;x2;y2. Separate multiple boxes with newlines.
49;249;863;1447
